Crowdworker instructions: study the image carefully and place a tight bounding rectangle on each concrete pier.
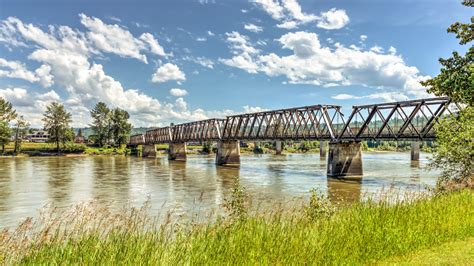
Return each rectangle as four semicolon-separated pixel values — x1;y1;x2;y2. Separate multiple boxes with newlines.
216;140;240;165
411;141;420;161
320;141;327;157
169;142;187;161
327;142;363;177
142;144;157;158
275;140;282;155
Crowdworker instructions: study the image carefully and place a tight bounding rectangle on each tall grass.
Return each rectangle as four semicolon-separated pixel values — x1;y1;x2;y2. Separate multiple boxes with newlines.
1;189;472;264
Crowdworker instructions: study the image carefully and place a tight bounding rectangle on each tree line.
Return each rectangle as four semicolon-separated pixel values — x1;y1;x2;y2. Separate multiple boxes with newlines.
0;100;132;154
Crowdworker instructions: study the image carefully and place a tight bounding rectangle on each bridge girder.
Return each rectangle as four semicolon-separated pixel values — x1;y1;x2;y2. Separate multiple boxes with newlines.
128;97;461;146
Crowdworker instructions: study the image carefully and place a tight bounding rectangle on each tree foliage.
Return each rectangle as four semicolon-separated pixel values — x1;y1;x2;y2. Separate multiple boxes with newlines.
90;102;111;147
13;116;29;154
42;102;72;153
431;108;473;183
421;1;473;105
0;121;11;154
0;97;17;123
110;108;132;146
423;1;474;186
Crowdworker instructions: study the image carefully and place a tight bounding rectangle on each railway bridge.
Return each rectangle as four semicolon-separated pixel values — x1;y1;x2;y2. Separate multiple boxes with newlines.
128;97;460;177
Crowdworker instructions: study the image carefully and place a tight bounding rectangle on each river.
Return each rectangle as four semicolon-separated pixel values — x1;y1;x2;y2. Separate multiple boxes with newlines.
0;152;438;228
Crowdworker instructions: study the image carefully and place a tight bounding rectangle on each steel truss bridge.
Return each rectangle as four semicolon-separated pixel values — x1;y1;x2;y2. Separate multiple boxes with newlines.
129;97;461;146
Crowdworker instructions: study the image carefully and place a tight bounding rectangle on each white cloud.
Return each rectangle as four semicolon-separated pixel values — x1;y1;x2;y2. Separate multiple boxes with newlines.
0;57;38;83
331;92;410;102
183;56;214;69
169;88;188;97
151;63;186;83
0;57;54;87
316;8;350;30
175;97;187;111
207;30;215;36
219;31;260;73
0;15;231;127
360;35;367;41
243;105;267;113
196;37;207;42
139;33;167;56
252;0;349;30
221;30;431;99
244;23;264;33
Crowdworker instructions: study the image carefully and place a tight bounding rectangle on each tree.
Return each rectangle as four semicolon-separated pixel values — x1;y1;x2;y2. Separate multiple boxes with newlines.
13;116;29;154
90;102;111;147
0;121;11;154
420;1;473;105
422;1;473;186
42;102;72;153
110;108;132;146
0;97;17;123
63;127;75;144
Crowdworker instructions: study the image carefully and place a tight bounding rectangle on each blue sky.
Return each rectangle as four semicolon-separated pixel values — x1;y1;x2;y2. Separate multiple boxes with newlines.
0;0;471;127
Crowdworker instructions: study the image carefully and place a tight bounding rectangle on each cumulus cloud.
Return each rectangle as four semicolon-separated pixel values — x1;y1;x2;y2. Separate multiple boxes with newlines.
169;88;188;97
0;57;54;87
219;31;260;73
0;15;234;127
221;30;430;99
244;23;263;33
316;8;350;30
252;0;349;30
151;63;186;83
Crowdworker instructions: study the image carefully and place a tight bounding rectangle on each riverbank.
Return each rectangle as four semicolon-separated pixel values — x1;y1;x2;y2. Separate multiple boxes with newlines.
1;188;472;264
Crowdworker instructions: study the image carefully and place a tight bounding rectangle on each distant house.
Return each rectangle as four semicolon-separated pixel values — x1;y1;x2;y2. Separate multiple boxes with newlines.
26;131;49;143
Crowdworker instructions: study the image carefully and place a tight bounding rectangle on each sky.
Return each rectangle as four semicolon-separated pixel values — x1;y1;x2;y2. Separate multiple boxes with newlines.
0;0;471;127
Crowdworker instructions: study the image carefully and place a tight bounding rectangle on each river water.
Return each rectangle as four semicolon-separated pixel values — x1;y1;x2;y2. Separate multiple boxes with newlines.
0;152;438;228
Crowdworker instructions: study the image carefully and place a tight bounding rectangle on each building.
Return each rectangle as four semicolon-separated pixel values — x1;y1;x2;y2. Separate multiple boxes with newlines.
26;131;49;143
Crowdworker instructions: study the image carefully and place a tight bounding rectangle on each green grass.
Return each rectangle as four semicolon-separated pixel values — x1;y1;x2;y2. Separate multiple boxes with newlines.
1;189;472;264
381;237;474;265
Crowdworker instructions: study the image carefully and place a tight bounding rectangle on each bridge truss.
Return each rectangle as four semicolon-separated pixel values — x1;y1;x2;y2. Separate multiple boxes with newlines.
128;97;460;146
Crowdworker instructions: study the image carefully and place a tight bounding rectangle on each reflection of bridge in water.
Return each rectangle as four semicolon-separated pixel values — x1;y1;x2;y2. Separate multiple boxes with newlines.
129;97;461;177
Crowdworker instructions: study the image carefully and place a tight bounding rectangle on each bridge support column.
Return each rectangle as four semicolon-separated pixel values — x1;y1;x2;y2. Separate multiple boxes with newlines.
275;140;282;155
320;141;327;157
327;142;363;177
169;142;187;161
411;141;420;161
142;144;157;158
216;140;240;165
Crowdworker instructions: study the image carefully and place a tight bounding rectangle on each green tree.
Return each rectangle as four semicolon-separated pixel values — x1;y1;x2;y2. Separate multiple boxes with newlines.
42;102;72;153
63;127;75;144
422;1;473;186
13;116;29;154
431;108;473;184
0;97;17;123
110;108;132;146
90;102;111;147
420;1;473;105
0;121;11;154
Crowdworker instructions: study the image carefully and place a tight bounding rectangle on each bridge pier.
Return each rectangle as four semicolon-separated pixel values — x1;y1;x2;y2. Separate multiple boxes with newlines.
411;141;420;161
216;140;240;165
169;142;187;161
142;144;157;158
275;140;282;155
327;141;363;177
129;145;140;156
320;141;327;157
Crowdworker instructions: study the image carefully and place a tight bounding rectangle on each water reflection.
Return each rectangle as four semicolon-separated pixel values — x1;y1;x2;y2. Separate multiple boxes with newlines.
0;152;439;228
327;178;362;204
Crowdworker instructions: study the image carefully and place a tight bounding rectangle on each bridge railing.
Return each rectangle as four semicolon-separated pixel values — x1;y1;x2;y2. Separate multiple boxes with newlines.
171;119;225;142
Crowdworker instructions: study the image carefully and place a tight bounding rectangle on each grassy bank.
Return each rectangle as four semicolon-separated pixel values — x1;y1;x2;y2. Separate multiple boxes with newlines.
1;189;472;264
